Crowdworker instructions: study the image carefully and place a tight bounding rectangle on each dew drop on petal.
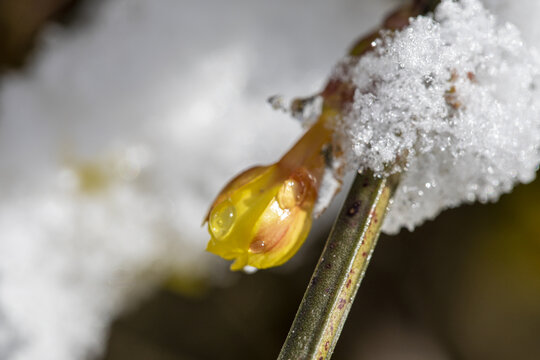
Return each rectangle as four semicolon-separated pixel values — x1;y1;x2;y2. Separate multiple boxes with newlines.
277;178;305;209
209;199;236;239
250;239;266;254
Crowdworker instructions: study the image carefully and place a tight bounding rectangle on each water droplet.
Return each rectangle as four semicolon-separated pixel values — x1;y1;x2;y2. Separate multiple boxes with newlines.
209;200;236;239
250;239;266;254
277;178;305;209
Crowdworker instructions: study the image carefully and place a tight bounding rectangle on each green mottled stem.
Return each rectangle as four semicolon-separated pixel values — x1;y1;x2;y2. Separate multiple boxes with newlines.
278;172;399;360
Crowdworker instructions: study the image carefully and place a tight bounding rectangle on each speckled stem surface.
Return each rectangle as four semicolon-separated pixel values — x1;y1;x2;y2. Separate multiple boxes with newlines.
278;172;399;360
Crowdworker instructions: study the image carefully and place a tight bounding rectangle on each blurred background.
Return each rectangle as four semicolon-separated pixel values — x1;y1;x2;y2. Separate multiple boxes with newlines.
1;0;540;359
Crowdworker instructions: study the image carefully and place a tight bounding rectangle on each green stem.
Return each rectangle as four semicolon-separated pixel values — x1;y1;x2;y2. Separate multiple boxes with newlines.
278;172;399;360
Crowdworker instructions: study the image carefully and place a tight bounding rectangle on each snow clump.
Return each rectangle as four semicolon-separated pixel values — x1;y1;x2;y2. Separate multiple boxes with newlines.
337;0;540;233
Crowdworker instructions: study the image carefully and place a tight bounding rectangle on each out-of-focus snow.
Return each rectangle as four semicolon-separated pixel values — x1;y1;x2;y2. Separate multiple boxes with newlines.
483;0;540;47
338;0;540;233
0;0;398;359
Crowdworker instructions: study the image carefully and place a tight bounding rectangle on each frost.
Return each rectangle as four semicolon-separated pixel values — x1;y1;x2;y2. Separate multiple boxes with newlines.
338;0;540;233
291;95;324;128
267;95;288;112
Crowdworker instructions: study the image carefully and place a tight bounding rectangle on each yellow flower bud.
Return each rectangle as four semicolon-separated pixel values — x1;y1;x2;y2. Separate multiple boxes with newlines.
205;109;339;270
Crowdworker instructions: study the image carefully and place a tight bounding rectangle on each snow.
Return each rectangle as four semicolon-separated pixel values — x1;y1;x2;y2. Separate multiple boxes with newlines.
0;0;396;359
337;0;540;233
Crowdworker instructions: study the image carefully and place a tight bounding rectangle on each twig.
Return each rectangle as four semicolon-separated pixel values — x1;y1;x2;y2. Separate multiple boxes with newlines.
278;1;440;358
278;171;399;360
